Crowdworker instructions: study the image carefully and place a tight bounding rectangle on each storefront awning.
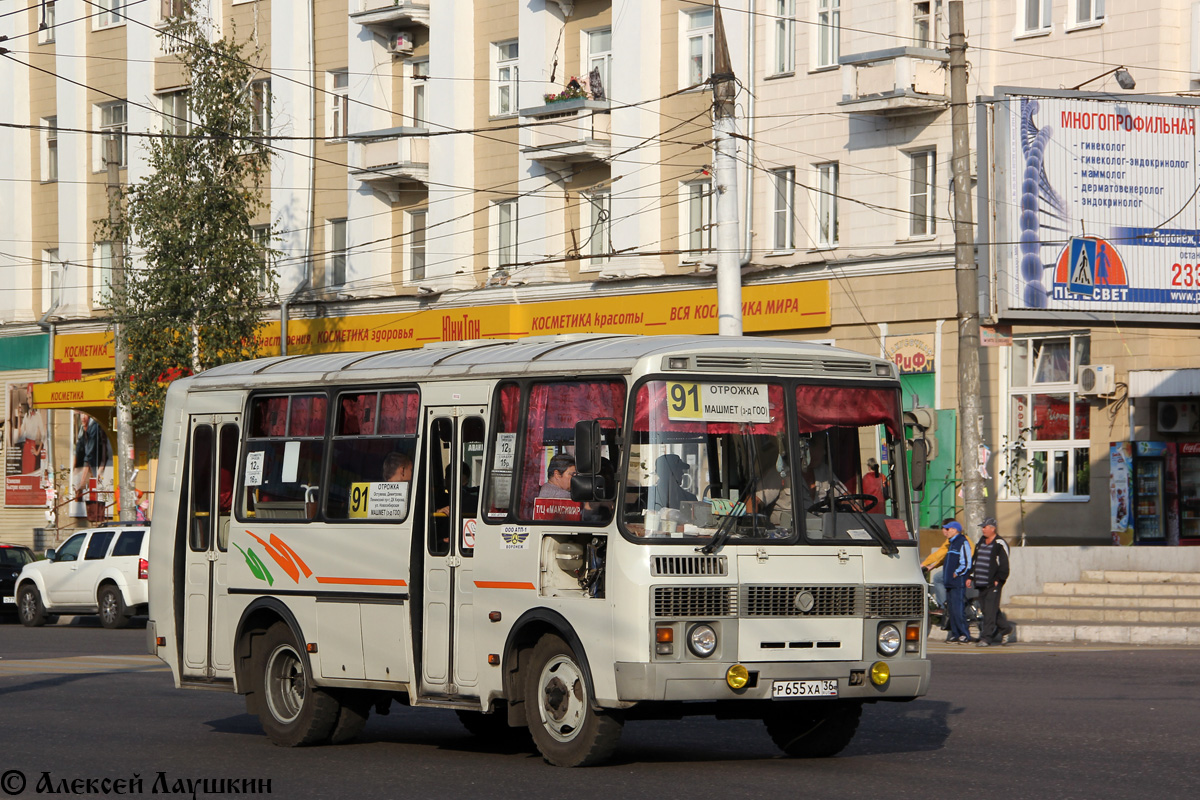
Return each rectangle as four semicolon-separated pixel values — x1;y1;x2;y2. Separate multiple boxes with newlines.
1128;369;1200;398
31;372;115;409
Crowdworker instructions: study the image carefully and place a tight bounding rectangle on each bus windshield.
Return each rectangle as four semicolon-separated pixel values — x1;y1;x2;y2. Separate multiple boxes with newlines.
621;379;913;546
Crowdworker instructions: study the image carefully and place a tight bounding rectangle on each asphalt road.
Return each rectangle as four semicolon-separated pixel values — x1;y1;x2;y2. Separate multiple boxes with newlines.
1;620;1197;799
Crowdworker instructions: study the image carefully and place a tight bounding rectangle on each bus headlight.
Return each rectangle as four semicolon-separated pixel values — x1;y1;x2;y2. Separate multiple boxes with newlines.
877;623;902;656
687;624;718;658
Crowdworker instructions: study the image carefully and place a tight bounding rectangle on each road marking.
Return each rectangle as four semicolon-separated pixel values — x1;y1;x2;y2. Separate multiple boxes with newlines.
0;655;168;676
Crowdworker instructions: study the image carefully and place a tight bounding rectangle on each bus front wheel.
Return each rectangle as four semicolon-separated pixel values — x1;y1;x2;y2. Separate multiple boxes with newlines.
524;634;623;767
253;622;340;747
764;700;863;758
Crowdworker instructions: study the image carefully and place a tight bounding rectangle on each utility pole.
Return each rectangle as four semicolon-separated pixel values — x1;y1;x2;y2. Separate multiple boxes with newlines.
107;137;136;522
949;1;984;531
712;2;742;336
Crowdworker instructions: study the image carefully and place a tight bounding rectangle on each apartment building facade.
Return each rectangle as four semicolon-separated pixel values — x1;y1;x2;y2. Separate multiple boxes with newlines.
1;0;1198;547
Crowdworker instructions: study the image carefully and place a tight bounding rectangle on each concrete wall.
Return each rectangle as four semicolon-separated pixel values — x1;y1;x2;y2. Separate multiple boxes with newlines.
1007;546;1200;596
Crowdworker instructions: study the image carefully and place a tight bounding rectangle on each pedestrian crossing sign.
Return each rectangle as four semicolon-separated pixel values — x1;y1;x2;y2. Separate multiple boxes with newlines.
1067;237;1097;297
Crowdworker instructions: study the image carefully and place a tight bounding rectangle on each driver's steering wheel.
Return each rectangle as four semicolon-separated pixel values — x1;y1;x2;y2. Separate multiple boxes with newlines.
806;493;879;514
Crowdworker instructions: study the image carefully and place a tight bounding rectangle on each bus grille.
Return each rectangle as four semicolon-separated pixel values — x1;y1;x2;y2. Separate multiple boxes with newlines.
864;585;925;618
653;586;739;618
651;555;728;577
691;355;876;377
743;585;860;617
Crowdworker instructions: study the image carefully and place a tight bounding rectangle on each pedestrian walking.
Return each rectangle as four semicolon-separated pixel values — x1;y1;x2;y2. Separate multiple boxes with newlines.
969;517;1016;646
922;516;975;628
941;520;974;643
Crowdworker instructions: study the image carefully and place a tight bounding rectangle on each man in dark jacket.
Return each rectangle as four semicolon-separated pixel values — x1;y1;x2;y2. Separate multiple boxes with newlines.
969;517;1016;646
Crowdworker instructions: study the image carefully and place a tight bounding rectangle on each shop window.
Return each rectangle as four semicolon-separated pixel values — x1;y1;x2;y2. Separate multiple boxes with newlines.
241;394;329;521
1006;334;1091;499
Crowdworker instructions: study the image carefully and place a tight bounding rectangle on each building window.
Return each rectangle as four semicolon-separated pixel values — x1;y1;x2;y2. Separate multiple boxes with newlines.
495;41;519;116
771;168;795;251
42;249;62;312
683;8;714;87
683;180;713;260
1073;0;1104;25
913;1;943;47
327;219;347;289
252;225;273;294
581;189;610;270
908;149;936;237
1006;335;1091;499
493;199;517;271
817;0;840;68
772;0;796;75
43;117;58;182
408;210;427;283
94;242;115;308
250;79;271;139
817;162;839;247
328;70;349;139
99;101;127;169
160;89;189;137
96;0;125;29
587;28;612;99
410;60;428;127
38;1;56;44
159;0;185;23
1022;0;1053;33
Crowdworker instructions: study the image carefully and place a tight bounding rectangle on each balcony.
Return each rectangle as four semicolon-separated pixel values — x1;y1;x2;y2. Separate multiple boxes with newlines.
838;47;948;116
349;127;429;202
349;1;430;34
519;99;611;165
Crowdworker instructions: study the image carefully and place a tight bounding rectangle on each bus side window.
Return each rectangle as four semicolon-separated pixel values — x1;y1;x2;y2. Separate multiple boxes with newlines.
240;394;327;522
325;389;419;522
459;417;484;556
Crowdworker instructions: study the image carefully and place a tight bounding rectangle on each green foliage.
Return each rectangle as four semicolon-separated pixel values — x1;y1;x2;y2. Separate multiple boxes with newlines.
96;5;277;455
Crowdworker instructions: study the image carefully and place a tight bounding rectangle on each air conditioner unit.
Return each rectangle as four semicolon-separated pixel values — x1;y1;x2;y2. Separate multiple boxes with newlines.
1078;364;1115;396
387;30;414;55
1157;401;1200;434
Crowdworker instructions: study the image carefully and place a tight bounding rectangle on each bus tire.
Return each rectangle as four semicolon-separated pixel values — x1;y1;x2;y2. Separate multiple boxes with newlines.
17;585;46;627
524;634;622;767
254;622;339;747
328;691;372;745
98;585;131;629
764;700;862;758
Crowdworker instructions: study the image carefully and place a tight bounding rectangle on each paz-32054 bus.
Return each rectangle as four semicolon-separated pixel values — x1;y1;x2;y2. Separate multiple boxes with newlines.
147;335;930;766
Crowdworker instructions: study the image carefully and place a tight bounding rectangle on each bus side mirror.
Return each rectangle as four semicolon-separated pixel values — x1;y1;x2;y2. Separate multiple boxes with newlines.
571;473;606;503
909;438;928;492
574;420;601;474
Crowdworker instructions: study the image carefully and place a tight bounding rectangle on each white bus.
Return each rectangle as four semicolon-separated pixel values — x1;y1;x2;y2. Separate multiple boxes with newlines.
147;334;930;766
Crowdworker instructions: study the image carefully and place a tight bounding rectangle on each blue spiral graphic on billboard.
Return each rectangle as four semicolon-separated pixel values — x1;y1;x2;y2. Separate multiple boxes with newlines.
1018;99;1067;308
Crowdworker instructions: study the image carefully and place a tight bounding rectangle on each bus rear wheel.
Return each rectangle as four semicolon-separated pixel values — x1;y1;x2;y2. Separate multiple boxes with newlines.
253;622;340;747
764;700;863;758
524;634;623;767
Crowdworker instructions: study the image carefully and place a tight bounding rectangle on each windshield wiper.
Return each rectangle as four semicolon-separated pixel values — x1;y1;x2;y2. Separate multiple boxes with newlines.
831;485;899;556
699;476;760;555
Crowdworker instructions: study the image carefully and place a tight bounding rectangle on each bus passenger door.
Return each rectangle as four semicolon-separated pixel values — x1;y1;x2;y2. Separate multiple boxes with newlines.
181;416;240;682
419;409;485;698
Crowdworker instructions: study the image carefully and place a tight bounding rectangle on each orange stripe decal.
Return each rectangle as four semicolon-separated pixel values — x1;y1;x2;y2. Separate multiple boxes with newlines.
314;577;408;587
474;581;536;590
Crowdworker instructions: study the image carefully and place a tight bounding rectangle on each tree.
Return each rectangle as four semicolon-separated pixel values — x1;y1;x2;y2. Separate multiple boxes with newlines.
97;5;277;455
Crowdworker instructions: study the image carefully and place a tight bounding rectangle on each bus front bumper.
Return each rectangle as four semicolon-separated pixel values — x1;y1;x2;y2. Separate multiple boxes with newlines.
612;658;930;703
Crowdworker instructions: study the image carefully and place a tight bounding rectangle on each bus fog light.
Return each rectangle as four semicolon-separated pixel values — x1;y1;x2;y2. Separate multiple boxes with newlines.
726;664;749;690
877;623;901;656
870;661;890;686
687;624;718;658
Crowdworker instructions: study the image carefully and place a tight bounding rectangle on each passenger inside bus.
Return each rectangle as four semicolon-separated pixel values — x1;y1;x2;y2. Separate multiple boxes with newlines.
383;452;413;482
647;453;697;511
538;454;577;499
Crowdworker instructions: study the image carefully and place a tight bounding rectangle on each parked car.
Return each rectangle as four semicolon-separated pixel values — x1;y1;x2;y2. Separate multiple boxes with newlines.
1;543;37;622
14;525;149;629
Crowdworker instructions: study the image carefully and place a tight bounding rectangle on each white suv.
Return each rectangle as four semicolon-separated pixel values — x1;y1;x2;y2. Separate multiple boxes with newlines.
15;525;150;629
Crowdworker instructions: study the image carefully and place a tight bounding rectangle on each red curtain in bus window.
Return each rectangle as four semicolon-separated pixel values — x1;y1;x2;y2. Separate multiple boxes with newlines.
498;383;520;432
289;395;327;437
337;393;374;436
253;396;288;437
378;391;420;435
518;381;625;519
632;383;785;435
794;385;901;437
